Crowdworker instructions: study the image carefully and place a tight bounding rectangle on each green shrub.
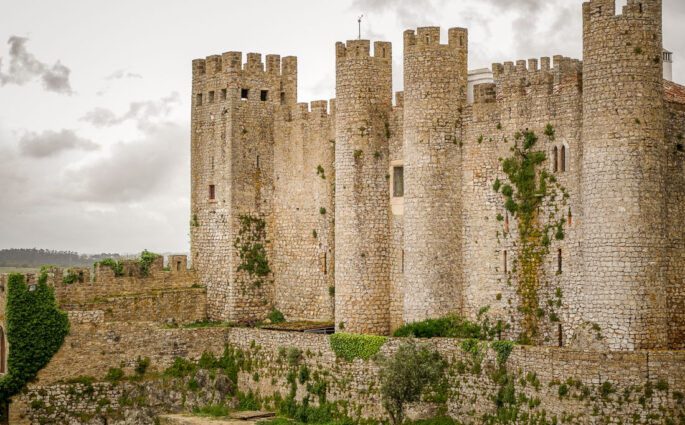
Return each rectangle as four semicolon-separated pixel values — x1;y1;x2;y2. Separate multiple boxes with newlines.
65;376;96;386
287;347;302;367
298;365;310;384
0;273;69;405
377;338;444;425
490;340;515;365
269;308;286;324
164;357;196;378
139;249;161;276
193;404;231;417
62;268;80;284
105;367;125;382
392;307;504;340
329;333;387;361
237;389;262;411
135;356;150;376
558;384;569;397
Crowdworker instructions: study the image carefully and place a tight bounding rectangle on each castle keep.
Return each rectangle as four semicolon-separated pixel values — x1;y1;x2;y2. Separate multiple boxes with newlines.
190;0;685;351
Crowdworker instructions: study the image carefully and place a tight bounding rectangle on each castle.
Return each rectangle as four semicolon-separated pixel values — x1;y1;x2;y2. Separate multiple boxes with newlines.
190;0;685;351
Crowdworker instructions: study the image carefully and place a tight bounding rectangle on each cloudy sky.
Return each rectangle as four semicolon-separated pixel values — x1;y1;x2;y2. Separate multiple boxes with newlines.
0;0;683;254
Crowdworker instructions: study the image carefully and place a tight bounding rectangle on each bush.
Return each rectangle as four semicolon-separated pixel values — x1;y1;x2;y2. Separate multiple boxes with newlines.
377;338;445;425
329;333;387;361
269;308;286;324
287;347;302;367
164;357;196;378
105;367;125;383
135;356;150;376
237;389;261;411
392;307;504;340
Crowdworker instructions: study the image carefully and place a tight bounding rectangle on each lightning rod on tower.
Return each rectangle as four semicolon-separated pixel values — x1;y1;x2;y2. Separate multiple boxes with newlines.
358;15;364;40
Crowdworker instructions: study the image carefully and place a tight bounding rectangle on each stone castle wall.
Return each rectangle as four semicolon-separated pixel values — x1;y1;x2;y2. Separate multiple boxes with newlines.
189;0;685;348
334;40;393;334
12;326;685;424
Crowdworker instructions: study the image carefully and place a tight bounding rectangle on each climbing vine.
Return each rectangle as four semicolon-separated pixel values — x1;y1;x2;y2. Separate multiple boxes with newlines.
493;126;569;343
233;215;271;289
0;273;69;408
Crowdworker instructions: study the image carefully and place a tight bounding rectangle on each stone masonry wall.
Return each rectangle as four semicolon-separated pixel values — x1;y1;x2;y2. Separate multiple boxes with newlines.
13;326;685;425
334;40;393;334
272;101;335;321
402;27;468;323
580;0;669;349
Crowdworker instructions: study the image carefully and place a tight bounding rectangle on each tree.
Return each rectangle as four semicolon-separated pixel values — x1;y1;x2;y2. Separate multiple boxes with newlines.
376;338;445;425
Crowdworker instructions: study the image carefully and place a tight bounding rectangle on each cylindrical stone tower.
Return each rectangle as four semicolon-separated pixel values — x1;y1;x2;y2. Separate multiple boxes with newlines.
402;27;468;323
580;0;668;349
334;40;393;334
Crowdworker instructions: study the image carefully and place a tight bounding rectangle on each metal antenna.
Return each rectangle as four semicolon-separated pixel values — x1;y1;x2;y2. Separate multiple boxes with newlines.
357;15;364;40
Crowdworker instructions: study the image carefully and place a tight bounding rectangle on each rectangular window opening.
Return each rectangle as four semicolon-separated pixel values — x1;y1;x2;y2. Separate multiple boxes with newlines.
280;92;286;104
209;91;215;103
393;166;404;197
561;146;566;172
176;261;181;271
196;93;203;106
401;249;405;273
209;184;215;200
557;249;562;273
558;324;563;347
324;252;327;275
221;88;227;100
241;88;249;100
504;250;507;274
260;90;268;101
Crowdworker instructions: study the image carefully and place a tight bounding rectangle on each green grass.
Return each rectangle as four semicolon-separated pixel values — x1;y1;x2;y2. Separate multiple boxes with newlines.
0;266;40;274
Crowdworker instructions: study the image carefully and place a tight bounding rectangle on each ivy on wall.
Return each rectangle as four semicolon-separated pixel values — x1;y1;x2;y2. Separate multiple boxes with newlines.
0;273;69;407
233;215;271;289
494;127;568;343
329;333;387;361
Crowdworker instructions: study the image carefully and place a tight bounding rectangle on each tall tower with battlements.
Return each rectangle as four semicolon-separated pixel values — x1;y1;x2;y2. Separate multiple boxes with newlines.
334;40;393;334
580;0;668;349
402;27;468;323
190;51;297;323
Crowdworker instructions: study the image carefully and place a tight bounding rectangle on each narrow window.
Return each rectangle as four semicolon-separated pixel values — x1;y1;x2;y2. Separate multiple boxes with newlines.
639;3;642;13
209;91;215;103
558;324;563;347
425;36;430;43
256;155;260;169
221;88;227;100
393;166;404;197
176;261;181;271
241;89;249;100
324;252;327;275
196;93;203;106
280;92;286;104
460;36;463;47
557;249;562;273
505;211;509;232
209;184;215;200
561;145;566;172
401;249;405;272
260;90;268;101
504;251;508;273
553;146;558;172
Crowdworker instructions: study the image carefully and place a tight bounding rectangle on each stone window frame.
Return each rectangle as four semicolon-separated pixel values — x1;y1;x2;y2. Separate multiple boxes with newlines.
551;141;570;174
390;160;404;216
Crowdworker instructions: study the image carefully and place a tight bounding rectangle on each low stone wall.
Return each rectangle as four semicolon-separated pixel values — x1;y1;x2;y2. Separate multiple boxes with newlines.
12;325;685;425
60;288;207;324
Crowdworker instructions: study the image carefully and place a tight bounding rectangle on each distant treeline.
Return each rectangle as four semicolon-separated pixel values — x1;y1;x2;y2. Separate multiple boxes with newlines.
0;248;128;268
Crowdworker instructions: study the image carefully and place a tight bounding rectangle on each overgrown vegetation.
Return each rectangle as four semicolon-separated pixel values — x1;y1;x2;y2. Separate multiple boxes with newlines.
392;307;505;340
329;333;387;361
269;308;286;324
94;249;161;277
233;215;272;289
493;126;568;342
376;338;445;425
0;273;69;408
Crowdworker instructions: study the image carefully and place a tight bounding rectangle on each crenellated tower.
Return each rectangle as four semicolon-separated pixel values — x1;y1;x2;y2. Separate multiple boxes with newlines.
580;0;668;349
402;27;468;323
334;40;393;334
190;51;297;323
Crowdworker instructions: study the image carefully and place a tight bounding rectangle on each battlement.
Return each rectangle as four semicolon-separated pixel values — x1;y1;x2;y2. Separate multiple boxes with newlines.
490;55;582;97
582;0;661;21
335;40;392;61
404;27;468;52
192;51;297;78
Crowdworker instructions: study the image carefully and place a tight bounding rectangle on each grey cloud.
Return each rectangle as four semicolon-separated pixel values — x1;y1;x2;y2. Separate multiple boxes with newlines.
80;92;181;127
63;122;187;203
19;129;99;158
106;69;143;80
0;36;73;94
351;0;446;30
